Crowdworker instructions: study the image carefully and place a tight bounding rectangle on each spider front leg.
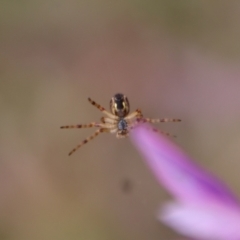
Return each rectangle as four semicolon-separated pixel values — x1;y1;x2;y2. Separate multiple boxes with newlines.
124;109;143;121
101;117;117;124
88;98;118;119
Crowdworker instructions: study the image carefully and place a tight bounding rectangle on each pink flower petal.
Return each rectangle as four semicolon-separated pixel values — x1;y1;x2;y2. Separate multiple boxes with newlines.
130;125;239;207
130;125;240;239
159;201;240;240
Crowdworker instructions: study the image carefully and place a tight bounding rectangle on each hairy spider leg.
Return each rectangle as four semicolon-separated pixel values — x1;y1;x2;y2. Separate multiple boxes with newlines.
124;109;143;120
88;98;118;119
101;117;117;124
128;118;177;138
68;128;107;155
64;123;117;155
150;127;176;137
60;123;98;129
60;122;115;129
140;118;181;123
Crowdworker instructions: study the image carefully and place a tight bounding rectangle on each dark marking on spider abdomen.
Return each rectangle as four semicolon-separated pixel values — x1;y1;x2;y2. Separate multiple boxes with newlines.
110;93;130;117
115;95;124;109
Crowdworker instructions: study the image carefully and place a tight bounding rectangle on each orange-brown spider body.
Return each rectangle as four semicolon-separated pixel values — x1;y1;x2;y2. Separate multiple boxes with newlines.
61;93;180;155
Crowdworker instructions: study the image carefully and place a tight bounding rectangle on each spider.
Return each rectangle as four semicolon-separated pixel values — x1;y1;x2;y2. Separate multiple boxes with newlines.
61;93;181;155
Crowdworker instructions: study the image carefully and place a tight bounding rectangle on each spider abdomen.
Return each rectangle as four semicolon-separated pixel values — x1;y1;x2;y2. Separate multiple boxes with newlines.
110;93;130;117
116;118;128;138
118;119;128;131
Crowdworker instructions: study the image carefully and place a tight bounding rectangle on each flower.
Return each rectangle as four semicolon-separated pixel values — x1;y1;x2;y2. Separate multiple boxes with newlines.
130;125;240;240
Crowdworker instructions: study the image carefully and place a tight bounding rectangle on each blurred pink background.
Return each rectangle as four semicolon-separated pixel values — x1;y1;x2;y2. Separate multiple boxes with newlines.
1;1;240;239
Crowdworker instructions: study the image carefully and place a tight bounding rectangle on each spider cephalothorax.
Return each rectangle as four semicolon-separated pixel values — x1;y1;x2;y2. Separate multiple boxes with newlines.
61;93;181;155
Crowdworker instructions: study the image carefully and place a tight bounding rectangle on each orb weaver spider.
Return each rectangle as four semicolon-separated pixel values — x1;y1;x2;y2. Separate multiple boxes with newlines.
61;93;181;155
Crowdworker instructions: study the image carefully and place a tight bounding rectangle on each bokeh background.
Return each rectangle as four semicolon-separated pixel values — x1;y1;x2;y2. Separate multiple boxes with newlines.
1;1;240;239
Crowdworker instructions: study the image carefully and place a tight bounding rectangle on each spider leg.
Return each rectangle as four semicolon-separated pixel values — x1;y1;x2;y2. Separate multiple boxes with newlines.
124;109;143;120
61;122;117;129
140;118;181;123
60;123;98;129
110;128;118;133
68;128;105;156
128;119;141;130
101;117;118;124
88;98;118;119
150;127;176;137
128;119;176;138
127;117;180;129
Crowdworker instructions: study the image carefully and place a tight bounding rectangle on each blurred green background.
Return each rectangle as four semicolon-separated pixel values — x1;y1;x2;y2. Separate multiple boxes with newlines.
1;1;240;239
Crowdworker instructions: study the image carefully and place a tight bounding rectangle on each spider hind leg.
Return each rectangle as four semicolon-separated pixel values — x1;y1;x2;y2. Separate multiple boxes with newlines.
150;127;176;137
60;123;97;129
140;118;181;123
68;128;104;156
129;119;177;138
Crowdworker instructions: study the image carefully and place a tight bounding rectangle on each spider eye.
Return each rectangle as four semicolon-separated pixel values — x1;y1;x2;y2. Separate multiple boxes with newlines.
110;93;130;117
